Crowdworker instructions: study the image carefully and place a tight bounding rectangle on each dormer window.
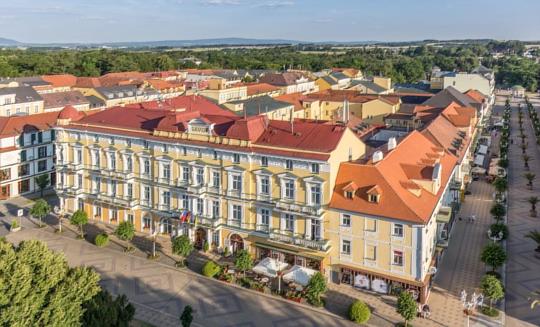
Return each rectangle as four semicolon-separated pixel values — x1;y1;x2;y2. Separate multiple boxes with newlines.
368;194;380;203
345;191;354;199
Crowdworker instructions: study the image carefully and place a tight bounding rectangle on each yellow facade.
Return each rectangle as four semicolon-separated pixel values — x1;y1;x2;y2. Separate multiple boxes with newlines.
55;124;366;270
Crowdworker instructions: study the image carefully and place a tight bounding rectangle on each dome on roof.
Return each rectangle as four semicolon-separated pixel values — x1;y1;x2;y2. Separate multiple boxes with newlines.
58;105;81;120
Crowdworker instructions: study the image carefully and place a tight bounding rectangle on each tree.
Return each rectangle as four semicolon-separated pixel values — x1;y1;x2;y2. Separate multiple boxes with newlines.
30;198;51;227
115;221;136;251
172;235;194;258
396;291;417;327
234;249;253;278
528;196;539;216
0;240;101;326
82;289;135;327
70;210;88;239
493;177;508;194
305;272;327;307
348;300;371;324
524;173;536;189
481;243;507;271
481;275;504;310
489;223;509;240
523;155;531;169
490;203;506;221
34;174;50;197
525;230;540;252
180;305;194;327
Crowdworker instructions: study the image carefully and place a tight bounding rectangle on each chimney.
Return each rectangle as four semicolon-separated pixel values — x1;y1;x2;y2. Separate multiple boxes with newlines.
372;150;383;163
387;137;397;151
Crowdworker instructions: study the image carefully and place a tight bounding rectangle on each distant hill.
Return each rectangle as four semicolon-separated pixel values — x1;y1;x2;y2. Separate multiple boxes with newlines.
102;37;304;47
0;37;20;46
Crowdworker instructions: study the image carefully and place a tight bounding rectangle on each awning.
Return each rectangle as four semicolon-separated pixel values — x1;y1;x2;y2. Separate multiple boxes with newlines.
282;265;317;286
473;154;485;166
436;206;452;223
478;145;488;155
252;257;289;278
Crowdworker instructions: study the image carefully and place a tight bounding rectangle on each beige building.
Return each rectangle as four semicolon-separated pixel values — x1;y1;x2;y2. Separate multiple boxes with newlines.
0;86;44;117
199;78;247;104
54;99;366;271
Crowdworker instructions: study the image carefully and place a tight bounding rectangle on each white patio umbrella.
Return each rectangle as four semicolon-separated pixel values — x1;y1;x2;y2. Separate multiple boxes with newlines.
282;265;317;287
252;257;289;278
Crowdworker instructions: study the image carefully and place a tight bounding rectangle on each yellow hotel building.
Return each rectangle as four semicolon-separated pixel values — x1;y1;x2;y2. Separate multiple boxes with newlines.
54;97;365;271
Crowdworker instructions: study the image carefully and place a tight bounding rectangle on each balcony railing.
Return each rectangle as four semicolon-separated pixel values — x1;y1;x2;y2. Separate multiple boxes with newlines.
275;199;324;216
94;193;139;208
269;229;330;251
197;215;222;228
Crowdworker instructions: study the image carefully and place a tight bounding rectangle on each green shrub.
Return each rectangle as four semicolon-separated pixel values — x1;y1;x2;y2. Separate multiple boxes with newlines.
202;261;221;278
94;234;109;247
348;300;371;324
489;223;509;240
481;306;499;317
203;240;209;252
11;219;19;229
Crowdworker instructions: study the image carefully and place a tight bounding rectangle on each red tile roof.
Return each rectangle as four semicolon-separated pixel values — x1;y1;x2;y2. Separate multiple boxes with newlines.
0;112;60;137
124;95;236;117
244;83;280;96
465;89;487;103
41;74;78;88
75;77;101;88
330;131;457;223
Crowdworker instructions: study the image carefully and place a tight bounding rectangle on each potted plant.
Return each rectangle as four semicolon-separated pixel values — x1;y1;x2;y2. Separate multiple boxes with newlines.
528;197;539;217
524;173;536;190
525;230;540;253
10;219;21;232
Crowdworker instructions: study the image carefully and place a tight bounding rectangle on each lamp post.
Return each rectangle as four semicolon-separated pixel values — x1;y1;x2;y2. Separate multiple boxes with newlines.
487;229;504;243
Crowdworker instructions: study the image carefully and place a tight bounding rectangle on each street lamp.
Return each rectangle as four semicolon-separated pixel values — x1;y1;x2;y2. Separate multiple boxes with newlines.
487;229;504;243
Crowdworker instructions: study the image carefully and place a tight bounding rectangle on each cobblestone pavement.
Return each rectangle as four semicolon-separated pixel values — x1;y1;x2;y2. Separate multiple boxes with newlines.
504;96;540;327
6;227;356;327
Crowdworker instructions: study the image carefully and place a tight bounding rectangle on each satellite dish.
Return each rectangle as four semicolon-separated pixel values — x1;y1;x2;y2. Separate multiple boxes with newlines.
428;267;438;275
53;206;60;214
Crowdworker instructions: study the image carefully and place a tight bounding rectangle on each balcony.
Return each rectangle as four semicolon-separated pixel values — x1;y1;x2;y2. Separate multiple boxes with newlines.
57;162;83;172
197;215;222;228
227;189;243;198
275;199;324;217
449;180;462;190
94;193;139;208
187;183;206;195
256;194;272;203
176;178;189;188
58;187;84;197
268;229;330;251
101;168;135;180
154;176;175;187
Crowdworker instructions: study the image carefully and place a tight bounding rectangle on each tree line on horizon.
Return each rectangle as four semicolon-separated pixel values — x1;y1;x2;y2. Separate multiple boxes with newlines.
0;40;538;91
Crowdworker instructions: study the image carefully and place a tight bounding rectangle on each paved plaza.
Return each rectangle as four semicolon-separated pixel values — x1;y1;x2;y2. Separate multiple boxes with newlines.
504;96;540;327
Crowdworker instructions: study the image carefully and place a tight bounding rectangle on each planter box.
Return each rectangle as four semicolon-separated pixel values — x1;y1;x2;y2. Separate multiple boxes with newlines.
10;227;21;232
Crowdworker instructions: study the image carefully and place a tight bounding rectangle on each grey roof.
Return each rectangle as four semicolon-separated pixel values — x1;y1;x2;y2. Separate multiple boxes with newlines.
41;91;89;109
329;72;349;81
350;80;387;93
85;95;105;107
422;86;474;108
14;76;51;87
213;71;242;81
229;96;292;117
472;64;492;74
0;86;43;104
321;76;338;86
95;85;142;99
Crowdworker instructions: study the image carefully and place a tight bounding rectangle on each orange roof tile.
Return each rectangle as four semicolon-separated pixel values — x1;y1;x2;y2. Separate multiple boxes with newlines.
42;74;78;88
465;89;487;103
330;131;458;223
244;83;280;96
0;112;60;137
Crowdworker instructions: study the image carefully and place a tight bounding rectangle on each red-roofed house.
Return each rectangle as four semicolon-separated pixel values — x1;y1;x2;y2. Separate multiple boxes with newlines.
328;131;459;303
0;111;62;199
55;103;367;271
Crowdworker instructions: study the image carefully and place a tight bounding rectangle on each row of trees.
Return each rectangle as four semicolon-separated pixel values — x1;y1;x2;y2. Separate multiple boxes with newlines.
0;41;538;87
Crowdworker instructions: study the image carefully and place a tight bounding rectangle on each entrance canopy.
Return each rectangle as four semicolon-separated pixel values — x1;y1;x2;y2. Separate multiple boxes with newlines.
473;154;485;166
282;265;317;286
477;145;488;155
253;257;289;278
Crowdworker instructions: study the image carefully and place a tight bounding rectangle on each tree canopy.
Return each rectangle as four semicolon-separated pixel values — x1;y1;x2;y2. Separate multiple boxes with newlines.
0;239;101;326
0;41;538;89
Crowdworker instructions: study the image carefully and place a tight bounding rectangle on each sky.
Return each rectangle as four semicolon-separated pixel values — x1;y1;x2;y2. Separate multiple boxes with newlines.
1;0;540;43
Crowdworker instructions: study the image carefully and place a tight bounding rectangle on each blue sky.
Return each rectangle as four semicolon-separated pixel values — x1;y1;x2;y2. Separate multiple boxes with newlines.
1;0;539;43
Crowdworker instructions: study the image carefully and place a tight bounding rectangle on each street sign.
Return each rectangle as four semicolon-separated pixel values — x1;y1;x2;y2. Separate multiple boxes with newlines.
17;209;24;217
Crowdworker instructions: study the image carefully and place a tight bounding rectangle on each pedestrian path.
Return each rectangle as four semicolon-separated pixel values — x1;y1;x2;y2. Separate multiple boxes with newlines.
504;97;540;327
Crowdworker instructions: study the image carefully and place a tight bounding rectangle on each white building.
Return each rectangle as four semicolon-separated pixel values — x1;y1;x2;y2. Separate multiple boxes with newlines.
0;111;60;199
